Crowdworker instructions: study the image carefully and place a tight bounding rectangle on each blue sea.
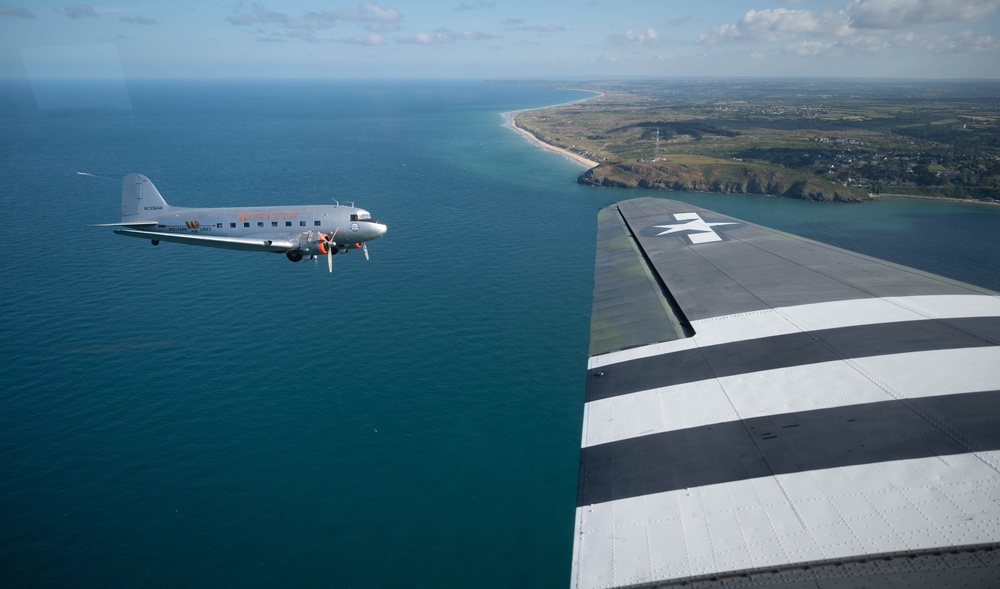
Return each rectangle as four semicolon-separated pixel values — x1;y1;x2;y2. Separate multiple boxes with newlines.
1;79;999;588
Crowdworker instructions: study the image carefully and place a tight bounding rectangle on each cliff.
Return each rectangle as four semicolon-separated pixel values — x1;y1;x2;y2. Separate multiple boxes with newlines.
578;161;871;202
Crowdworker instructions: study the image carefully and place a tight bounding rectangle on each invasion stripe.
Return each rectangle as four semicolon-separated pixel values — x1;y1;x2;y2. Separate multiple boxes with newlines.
572;452;1000;589
586;316;1000;403
581;347;1000;447
576;389;1000;507
588;294;1000;370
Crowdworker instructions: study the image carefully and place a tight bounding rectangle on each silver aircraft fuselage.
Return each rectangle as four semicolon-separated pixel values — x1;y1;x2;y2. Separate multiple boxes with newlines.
118;204;387;253
95;174;386;268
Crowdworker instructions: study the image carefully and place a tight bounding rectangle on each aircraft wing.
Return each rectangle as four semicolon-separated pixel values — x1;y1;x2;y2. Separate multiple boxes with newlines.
89;221;159;227
574;197;1000;588
112;229;296;252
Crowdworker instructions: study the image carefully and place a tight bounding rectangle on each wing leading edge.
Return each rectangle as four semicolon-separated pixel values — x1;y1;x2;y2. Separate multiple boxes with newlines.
573;197;1000;588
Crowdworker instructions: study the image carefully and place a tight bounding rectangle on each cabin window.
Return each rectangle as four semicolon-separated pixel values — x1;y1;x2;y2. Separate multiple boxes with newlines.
271;221;278;227
257;222;263;227
244;222;250;228
216;223;223;229
285;221;292;227
314;220;321;226
300;221;306;226
230;222;236;228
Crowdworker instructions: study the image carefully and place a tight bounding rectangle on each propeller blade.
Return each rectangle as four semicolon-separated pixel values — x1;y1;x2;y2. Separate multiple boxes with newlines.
323;229;339;273
363;242;369;261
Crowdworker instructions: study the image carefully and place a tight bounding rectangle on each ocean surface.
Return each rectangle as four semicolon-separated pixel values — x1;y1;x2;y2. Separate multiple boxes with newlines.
1;79;998;588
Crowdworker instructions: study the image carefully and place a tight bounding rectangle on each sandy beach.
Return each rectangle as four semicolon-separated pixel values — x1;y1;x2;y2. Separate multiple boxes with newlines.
876;193;1000;206
506;92;601;169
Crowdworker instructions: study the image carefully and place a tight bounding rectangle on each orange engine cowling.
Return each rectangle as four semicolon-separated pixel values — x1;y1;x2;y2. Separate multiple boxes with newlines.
317;233;331;255
298;231;334;255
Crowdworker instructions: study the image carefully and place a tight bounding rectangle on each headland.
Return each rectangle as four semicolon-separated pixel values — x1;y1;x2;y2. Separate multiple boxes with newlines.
507;79;1000;204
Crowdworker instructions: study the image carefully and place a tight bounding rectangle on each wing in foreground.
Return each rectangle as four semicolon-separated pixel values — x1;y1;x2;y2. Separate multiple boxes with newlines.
574;197;1000;589
113;229;295;252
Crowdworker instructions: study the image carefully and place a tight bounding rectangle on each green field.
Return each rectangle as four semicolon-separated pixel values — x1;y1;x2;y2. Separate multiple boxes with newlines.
514;79;1000;203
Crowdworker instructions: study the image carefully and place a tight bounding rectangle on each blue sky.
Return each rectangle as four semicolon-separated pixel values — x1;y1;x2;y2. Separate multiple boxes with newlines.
3;0;1000;78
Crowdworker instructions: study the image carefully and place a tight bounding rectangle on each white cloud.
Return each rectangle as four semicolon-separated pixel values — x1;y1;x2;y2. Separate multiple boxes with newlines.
609;27;665;46
453;1;494;11
698;8;850;44
401;29;497;44
56;3;98;19
784;40;833;55
845;0;1000;29
226;4;288;26
924;30;1000;52
695;1;1000;60
339;32;387;45
0;3;34;18
120;16;157;25
330;1;401;30
227;2;402;41
665;15;693;27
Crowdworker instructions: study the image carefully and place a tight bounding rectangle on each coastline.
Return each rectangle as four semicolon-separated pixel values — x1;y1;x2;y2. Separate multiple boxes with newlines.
876;193;1000;206
505;91;601;169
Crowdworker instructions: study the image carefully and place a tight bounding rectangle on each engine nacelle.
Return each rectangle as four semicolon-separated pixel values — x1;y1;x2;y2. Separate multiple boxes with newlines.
298;231;331;255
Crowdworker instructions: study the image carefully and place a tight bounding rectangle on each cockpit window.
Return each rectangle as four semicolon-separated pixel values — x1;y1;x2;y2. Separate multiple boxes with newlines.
351;213;371;221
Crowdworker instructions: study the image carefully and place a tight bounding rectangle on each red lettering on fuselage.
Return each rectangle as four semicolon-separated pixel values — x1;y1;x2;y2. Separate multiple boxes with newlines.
236;212;300;222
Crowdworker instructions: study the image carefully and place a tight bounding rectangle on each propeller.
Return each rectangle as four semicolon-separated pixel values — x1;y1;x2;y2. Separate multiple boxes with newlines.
324;228;341;273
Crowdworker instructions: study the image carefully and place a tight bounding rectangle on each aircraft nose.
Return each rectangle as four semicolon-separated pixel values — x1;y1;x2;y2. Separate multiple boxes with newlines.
375;221;387;237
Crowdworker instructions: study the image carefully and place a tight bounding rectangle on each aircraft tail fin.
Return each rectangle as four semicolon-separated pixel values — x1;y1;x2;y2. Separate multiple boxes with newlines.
121;173;170;221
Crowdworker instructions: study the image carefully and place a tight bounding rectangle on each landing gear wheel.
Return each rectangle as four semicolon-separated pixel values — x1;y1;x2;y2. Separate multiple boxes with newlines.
286;250;303;263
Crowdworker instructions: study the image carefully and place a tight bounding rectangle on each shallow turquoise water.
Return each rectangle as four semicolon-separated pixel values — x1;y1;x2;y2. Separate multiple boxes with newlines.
1;79;998;588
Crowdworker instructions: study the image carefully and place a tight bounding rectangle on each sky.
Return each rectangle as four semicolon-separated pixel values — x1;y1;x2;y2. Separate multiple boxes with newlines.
2;0;1000;79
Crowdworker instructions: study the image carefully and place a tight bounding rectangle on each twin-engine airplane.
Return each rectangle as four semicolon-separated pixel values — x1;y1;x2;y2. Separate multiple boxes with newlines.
92;173;387;271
